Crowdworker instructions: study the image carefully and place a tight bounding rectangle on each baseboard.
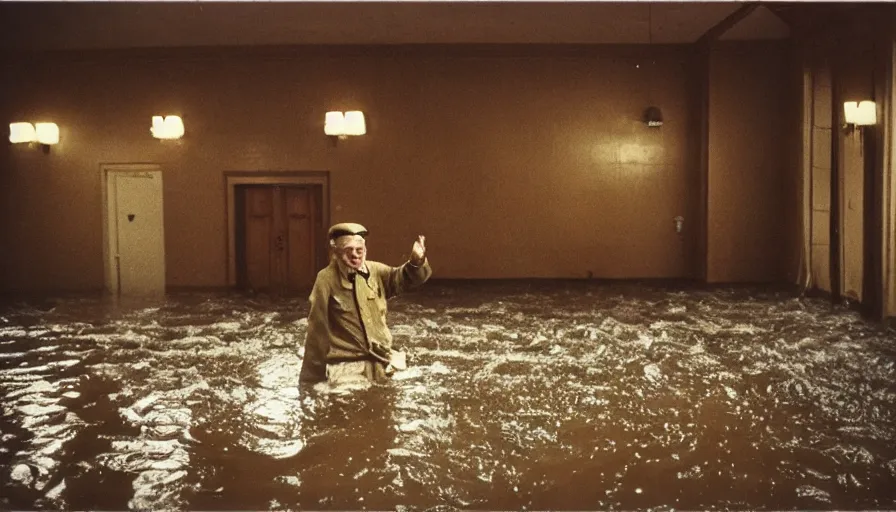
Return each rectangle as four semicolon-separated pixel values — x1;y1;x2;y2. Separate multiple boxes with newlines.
426;277;800;291
0;288;106;303
165;285;235;294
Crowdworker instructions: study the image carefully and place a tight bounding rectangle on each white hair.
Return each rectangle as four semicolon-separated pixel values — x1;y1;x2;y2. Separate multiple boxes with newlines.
330;234;366;250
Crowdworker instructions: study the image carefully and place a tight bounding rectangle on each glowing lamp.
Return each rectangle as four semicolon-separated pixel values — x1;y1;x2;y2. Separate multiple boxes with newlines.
853;101;877;126
844;101;877;126
9;122;36;143
151;115;185;139
343;111;367;136
35;123;59;145
325;111;346;136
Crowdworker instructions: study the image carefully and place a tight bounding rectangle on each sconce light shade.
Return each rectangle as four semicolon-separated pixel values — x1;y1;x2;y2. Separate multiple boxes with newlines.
9;122;37;143
843;101;859;124
151;115;185;139
844;101;877;126
325;111;346;136
643;106;663;127
35;123;59;145
343;111;366;136
854;101;877;126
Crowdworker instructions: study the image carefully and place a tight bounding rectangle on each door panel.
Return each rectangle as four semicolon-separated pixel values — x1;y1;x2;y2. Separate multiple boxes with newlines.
285;187;315;290
270;187;287;292
244;187;274;290
115;172;165;296
239;185;322;294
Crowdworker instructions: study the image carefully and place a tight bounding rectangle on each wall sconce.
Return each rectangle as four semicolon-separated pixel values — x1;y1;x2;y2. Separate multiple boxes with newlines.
643;106;663;127
325;110;366;143
843;101;877;128
151;115;185;140
9;122;59;153
842;101;876;154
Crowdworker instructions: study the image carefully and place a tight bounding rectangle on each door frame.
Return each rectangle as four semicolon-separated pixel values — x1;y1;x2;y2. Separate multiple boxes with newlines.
224;171;330;287
886;39;896;319
100;163;165;295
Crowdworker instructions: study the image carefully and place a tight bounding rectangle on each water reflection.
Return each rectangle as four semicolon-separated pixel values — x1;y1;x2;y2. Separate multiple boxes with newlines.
1;283;895;510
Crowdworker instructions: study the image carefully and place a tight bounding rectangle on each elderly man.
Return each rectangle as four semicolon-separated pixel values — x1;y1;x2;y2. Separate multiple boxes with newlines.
299;222;432;386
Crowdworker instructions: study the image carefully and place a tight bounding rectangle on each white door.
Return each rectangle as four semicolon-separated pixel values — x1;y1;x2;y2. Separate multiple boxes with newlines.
106;169;166;296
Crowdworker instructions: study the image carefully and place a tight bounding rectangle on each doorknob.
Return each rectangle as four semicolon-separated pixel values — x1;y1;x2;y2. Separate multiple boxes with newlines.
673;216;684;234
275;234;285;250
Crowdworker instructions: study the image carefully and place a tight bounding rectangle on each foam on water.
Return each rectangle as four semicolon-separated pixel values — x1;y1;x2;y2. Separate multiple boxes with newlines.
1;286;895;510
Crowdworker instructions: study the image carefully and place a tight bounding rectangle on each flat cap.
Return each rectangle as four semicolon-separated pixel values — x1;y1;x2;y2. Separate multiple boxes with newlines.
327;222;368;240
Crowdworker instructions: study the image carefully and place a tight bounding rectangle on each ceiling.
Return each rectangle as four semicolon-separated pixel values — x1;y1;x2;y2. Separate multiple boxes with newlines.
0;1;798;51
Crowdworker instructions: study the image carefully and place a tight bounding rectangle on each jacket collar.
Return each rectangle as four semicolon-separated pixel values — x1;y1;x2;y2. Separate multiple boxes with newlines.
333;259;369;290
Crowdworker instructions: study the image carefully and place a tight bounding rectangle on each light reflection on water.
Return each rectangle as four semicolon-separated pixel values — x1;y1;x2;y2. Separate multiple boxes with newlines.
1;282;895;510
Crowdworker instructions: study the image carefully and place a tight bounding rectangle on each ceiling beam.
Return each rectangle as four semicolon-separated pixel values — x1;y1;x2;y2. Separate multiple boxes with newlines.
763;3;801;26
695;2;760;46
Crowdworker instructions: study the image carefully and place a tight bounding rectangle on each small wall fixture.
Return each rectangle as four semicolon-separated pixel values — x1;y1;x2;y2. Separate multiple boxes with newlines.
325;110;366;141
843;101;877;127
643;106;663;127
151;115;185;140
9;122;59;152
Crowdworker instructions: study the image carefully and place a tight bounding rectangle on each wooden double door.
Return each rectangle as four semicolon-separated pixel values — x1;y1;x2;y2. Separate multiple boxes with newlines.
235;185;325;295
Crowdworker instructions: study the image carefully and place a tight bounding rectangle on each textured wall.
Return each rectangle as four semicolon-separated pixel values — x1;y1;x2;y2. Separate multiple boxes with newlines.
810;65;833;293
706;41;800;283
0;46;710;291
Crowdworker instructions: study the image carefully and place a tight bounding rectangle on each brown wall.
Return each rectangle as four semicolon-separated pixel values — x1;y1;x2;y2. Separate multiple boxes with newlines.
800;9;895;317
706;41;800;283
0;45;707;292
810;64;833;293
0;42;806;293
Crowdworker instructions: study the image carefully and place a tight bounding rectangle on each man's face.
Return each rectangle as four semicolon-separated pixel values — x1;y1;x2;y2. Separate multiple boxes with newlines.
336;236;367;270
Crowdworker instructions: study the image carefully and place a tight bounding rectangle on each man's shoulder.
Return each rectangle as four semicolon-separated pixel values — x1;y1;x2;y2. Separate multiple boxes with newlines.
313;264;340;284
366;260;394;273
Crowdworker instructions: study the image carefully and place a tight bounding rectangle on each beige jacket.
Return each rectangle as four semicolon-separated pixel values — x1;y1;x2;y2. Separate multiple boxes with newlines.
299;257;432;383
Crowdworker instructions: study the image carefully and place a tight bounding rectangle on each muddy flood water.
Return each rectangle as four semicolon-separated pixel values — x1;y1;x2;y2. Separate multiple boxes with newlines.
1;280;896;510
